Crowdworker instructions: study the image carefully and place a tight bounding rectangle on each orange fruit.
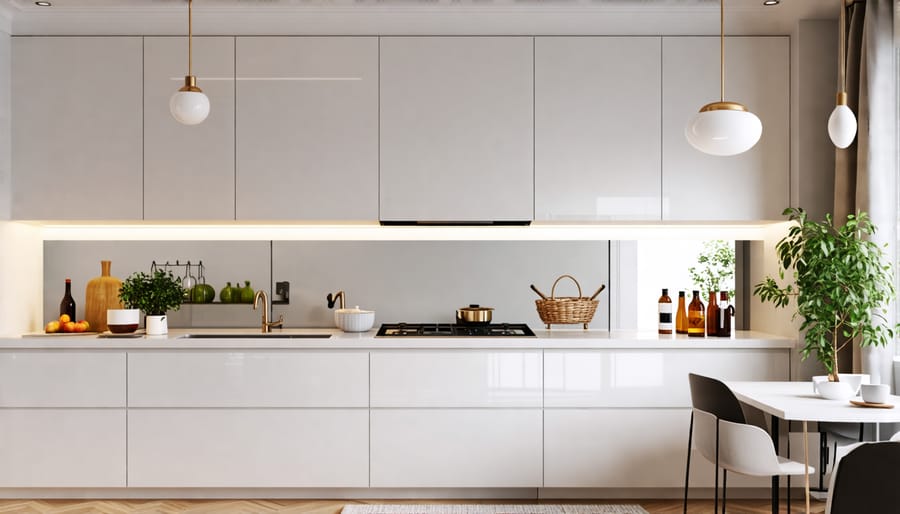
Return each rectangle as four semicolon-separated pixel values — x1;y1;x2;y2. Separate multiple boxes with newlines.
59;314;71;323
45;320;60;333
62;321;76;333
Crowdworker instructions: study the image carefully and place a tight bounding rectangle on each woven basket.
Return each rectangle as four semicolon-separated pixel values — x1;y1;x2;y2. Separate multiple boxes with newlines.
535;275;600;329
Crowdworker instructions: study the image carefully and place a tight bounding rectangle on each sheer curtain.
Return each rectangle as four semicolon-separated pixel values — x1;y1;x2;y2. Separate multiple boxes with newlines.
833;0;897;385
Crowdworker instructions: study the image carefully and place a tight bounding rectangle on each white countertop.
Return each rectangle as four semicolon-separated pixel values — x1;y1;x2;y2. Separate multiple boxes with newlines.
4;328;796;350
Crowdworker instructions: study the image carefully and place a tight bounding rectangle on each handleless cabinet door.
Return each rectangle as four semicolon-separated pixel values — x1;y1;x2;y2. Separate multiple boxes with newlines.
129;409;368;487
380;37;534;223
662;37;789;221
371;409;542;487
235;37;378;221
0;409;125;487
12;37;142;220
128;351;368;407
144;37;235;220
0;351;125;407
535;37;662;221
371;350;542;407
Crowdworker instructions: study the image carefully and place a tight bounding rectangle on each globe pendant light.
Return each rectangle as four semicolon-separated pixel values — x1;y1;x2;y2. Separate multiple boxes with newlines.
685;0;762;157
170;0;209;125
827;0;857;149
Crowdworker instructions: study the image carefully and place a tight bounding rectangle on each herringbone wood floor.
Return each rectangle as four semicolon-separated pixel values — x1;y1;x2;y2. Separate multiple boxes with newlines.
0;499;826;514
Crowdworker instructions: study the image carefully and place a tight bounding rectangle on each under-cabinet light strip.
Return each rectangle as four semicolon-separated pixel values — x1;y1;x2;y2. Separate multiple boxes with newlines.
37;223;782;241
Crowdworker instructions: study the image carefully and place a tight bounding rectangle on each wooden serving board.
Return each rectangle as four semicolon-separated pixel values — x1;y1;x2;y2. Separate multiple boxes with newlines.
850;400;895;409
22;332;100;337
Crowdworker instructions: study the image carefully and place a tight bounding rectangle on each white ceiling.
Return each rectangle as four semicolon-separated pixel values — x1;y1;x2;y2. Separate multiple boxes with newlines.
1;0;840;36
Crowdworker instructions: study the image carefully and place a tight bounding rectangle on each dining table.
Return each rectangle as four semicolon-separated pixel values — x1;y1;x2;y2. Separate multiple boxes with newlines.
726;381;900;514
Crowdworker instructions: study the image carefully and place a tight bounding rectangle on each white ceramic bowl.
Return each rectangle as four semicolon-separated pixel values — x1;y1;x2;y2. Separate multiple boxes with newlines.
334;306;375;333
813;374;868;400
107;308;140;333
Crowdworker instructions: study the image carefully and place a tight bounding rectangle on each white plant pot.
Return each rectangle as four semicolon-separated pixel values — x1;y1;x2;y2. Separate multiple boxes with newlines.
812;374;869;400
146;315;168;336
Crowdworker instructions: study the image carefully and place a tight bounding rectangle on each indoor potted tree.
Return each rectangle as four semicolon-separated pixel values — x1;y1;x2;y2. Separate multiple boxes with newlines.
753;208;896;395
119;269;184;335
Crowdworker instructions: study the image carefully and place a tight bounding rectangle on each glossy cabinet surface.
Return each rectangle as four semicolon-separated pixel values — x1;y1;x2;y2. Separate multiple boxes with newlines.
379;37;534;222
235;37;378;221
128;409;368;487
371;350;542;407
543;349;790;407
128;351;368;407
661;37;790;221
370;409;542;487
0;409;125;487
535;37;662;221
11;37;143;220
0;352;125;407
143;37;236;220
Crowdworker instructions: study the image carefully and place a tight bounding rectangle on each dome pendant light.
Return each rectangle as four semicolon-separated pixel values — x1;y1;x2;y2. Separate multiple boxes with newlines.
170;0;209;125
827;0;857;149
685;0;762;156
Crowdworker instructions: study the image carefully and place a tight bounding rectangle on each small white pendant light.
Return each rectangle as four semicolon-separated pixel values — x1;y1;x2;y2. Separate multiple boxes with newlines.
828;0;857;148
170;0;209;125
685;0;762;156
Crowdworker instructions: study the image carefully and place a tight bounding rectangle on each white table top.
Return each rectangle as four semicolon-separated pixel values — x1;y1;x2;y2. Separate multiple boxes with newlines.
727;381;900;423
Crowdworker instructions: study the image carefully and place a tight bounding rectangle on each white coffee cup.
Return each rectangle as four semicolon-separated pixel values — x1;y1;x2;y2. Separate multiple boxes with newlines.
861;383;890;404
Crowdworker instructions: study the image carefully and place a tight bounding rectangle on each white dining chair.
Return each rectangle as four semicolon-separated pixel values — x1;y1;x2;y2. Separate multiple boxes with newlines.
890;431;900;442
693;408;814;512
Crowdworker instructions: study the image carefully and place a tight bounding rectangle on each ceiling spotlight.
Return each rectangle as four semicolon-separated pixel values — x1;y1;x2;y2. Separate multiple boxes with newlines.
763;0;780;5
35;1;52;6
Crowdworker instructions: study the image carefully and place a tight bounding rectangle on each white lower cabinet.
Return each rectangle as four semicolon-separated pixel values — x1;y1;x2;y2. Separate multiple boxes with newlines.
0;409;125;487
128;409;369;487
370;409;543;487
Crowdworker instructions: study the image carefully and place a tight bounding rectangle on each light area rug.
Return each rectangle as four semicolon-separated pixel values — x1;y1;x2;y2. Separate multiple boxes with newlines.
341;505;649;514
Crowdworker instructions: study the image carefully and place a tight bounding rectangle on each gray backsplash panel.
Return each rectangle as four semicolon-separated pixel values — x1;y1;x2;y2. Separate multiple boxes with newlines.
43;241;271;328
43;240;610;330
272;241;610;329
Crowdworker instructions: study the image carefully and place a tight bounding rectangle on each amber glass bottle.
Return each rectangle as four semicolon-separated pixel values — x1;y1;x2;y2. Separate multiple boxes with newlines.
676;291;688;334
687;290;705;337
658;288;673;335
706;291;719;337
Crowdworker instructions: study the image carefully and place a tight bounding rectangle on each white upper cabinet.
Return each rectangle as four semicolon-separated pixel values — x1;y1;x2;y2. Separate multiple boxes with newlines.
379;37;534;223
535;37;662;221
662;37;790;221
143;37;235;221
11;37;142;220
234;37;378;221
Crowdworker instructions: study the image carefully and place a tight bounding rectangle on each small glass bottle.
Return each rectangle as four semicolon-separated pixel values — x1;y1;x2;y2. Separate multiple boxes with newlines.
676;291;688;334
706;291;719;337
59;278;76;321
687;290;705;337
658;288;673;335
717;291;734;337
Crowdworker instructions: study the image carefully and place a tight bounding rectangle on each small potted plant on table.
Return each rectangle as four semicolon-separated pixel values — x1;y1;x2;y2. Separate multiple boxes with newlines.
753;208;896;398
119;269;185;336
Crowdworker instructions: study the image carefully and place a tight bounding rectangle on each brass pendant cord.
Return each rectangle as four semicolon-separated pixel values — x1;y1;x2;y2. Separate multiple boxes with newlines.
719;0;725;102
188;0;193;77
838;0;846;94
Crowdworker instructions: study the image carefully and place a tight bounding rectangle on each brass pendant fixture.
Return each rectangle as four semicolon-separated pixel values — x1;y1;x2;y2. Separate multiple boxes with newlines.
684;0;762;157
169;0;210;125
827;0;857;149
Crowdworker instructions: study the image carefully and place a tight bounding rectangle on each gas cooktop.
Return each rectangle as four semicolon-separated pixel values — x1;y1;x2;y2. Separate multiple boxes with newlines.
376;323;536;337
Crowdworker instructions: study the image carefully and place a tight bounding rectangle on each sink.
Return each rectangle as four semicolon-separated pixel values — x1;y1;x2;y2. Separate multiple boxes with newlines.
178;334;332;339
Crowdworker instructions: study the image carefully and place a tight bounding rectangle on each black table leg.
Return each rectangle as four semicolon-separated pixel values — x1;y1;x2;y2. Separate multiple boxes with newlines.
771;415;780;514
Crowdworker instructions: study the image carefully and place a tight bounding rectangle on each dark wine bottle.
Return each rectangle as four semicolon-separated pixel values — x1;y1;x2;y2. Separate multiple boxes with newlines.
59;278;76;320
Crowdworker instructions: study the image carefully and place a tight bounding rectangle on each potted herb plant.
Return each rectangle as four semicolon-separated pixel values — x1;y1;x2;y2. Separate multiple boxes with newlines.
753;208;896;390
119;269;185;335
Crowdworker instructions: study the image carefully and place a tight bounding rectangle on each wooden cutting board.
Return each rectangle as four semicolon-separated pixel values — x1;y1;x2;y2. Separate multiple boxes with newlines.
84;260;123;332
